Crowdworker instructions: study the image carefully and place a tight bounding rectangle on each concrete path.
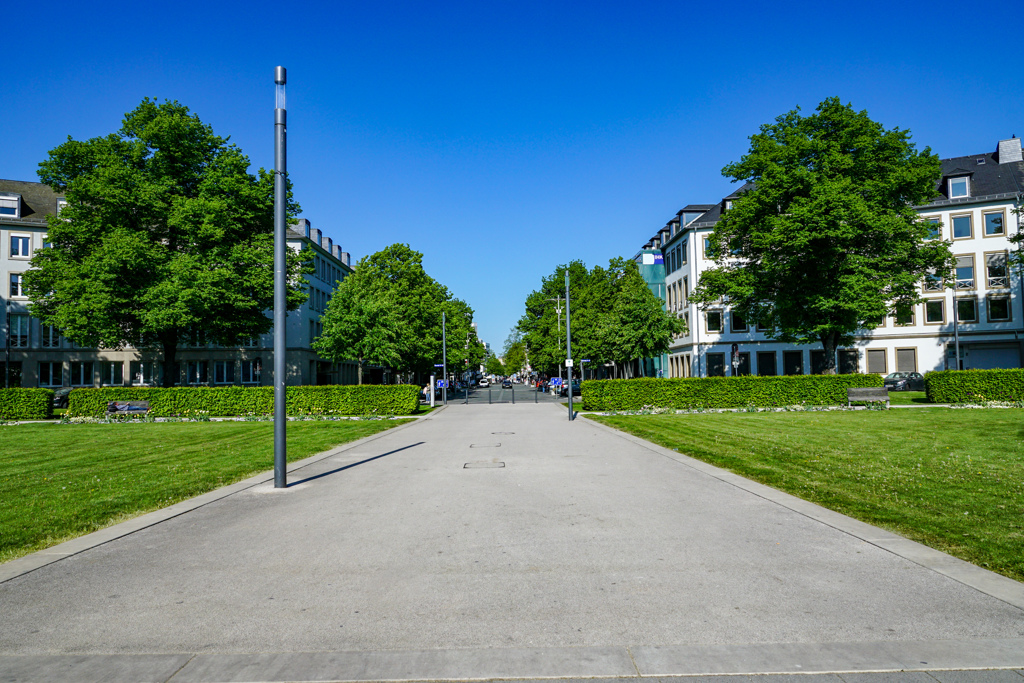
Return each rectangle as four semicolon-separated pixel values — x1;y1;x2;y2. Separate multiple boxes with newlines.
1;402;1023;683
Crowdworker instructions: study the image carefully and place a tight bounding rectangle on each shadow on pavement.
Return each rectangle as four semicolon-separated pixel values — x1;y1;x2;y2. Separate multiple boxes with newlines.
290;442;424;486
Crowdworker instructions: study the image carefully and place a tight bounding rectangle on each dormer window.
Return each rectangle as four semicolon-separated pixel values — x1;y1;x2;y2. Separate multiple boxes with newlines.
724;200;734;211
948;176;969;198
0;194;20;218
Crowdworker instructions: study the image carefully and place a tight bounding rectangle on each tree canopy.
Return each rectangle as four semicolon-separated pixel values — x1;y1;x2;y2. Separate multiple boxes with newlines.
313;243;484;382
518;258;682;377
691;97;953;373
27;98;307;386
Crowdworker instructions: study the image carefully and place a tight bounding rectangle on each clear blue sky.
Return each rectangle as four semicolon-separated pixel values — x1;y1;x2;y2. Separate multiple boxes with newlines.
4;0;1021;351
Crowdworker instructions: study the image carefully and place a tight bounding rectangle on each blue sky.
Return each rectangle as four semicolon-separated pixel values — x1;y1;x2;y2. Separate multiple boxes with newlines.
4;0;1021;351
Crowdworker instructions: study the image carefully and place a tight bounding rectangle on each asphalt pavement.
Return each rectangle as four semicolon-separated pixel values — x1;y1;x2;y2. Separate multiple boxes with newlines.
1;397;1022;683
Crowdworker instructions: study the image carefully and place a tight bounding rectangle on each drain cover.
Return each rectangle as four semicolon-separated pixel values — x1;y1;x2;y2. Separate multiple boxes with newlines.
464;461;505;468
469;443;501;448
491;431;515;435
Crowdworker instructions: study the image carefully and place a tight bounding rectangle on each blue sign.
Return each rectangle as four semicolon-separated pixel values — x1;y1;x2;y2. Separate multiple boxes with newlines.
653;254;664;263
434;364;444;367
550;377;563;386
437;380;447;388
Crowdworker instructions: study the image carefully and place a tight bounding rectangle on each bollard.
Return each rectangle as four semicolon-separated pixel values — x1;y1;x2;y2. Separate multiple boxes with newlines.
512;384;515;404
489;386;492;404
534;383;538;403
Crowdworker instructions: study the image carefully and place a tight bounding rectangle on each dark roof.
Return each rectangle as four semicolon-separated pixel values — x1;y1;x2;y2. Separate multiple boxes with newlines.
924;149;1024;206
680;204;716;213
0;179;62;226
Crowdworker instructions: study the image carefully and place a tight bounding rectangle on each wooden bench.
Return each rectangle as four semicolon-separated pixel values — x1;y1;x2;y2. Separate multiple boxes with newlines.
107;400;151;415
846;387;889;409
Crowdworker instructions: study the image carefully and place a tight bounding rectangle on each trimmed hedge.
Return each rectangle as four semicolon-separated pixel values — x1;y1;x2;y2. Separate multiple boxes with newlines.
0;388;55;420
67;385;421;417
925;368;1024;404
581;374;884;411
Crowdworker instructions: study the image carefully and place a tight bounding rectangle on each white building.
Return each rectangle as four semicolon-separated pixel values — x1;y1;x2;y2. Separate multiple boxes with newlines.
1;180;358;388
652;136;1024;378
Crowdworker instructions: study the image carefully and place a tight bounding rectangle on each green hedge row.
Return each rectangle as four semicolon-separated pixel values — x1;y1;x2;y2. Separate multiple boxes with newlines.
925;368;1024;404
0;388;55;420
581;374;884;411
67;385;422;417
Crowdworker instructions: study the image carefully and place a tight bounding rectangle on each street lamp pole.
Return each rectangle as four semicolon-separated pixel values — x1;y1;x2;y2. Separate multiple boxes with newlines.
548;295;563;383
565;271;573;421
442;311;447;405
273;65;288;489
5;300;11;389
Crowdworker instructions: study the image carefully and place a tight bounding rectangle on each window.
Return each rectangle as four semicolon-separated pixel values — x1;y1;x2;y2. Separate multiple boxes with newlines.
923;217;940;240
56;199;67;216
734;352;750;376
783;350;804;376
703;236;715;259
730;312;748;332
951;214;972;239
10;235;30;258
756;351;777;376
9;314;29;347
866;349;887;374
41;325;61;348
896;348;917;373
70;361;93;387
706;353;725;377
948;176;969;198
838;349;859;374
987;296;1011;322
101;362;124;386
705;311;723;333
955;255;975;289
130;361;159;385
955;297;977;323
983;211;1005;236
810;350;827;375
242;358;262;384
214;360;235;384
924;300;945;324
310;320;317;340
985;252;1008;288
0;195;20;217
893;304;915;326
9;273;24;297
38;362;62;387
923;270;943;292
680;241;688;265
186;361;208;385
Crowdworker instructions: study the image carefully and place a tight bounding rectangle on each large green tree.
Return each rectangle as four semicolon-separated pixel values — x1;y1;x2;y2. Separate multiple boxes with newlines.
27;99;308;386
313;244;484;382
692;97;953;373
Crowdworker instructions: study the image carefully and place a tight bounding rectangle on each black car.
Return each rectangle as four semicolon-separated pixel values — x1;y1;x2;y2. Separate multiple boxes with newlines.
53;386;73;409
883;372;925;392
501;379;512;388
559;380;581;397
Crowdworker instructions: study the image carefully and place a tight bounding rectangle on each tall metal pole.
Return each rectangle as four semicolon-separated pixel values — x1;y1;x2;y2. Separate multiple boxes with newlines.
5;301;10;389
273;66;288;488
953;292;961;370
565;272;573;421
442;311;447;405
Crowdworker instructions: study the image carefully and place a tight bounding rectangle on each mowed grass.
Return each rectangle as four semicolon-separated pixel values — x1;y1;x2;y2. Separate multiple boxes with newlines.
0;420;410;564
589;409;1024;582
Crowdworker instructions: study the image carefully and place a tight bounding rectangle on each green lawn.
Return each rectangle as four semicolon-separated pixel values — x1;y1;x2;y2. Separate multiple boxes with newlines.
887;390;930;405
0;420;409;564
588;409;1024;582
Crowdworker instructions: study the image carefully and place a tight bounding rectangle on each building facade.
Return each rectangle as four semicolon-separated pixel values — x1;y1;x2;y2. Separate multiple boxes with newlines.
642;137;1024;378
1;180;358;388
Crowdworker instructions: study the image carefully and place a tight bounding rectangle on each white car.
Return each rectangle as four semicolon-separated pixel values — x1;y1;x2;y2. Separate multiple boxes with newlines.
478;378;489;387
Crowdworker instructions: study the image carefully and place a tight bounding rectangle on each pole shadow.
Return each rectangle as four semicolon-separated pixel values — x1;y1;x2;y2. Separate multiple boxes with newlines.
290;442;424;486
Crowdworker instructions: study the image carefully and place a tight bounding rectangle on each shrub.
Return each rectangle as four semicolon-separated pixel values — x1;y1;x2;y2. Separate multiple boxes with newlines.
925;368;1024;404
67;385;421;417
0;389;54;420
581;374;883;411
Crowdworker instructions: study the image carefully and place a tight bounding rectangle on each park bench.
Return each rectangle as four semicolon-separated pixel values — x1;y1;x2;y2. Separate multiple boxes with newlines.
846;387;889;409
107;400;150;415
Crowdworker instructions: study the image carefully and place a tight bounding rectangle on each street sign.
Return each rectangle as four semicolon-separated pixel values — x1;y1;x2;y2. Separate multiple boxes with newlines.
565;359;574;367
434;364;444;367
437;380;447;388
550;377;563;386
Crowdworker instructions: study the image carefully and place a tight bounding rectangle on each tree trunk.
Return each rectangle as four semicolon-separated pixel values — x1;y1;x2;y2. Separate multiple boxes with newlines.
357;359;363;385
160;329;179;388
820;331;840;375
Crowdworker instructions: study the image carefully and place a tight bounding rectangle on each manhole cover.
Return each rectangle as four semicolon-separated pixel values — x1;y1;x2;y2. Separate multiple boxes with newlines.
469;443;501;448
464;461;505;468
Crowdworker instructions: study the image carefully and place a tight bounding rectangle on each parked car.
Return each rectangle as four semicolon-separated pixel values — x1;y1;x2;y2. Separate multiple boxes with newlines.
53;386;73;409
883;372;925;392
559;380;582;397
479;378;489;387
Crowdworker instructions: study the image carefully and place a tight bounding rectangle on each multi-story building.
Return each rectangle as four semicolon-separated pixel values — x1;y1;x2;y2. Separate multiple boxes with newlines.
644;137;1024;377
1;180;358;388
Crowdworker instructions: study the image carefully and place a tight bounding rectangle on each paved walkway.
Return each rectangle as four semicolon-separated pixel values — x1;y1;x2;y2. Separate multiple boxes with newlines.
1;402;1023;682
